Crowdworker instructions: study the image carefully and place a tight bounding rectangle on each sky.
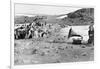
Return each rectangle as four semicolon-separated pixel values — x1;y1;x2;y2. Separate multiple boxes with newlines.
15;3;81;16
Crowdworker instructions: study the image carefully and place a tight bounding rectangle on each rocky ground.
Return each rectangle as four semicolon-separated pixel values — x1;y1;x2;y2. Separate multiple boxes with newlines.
14;8;94;65
14;38;94;65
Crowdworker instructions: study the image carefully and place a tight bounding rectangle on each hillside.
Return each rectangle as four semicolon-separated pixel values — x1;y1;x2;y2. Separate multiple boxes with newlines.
14;8;94;25
14;15;47;24
60;8;94;25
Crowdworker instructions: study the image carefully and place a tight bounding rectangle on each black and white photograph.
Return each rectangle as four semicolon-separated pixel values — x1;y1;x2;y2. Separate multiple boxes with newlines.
14;3;94;65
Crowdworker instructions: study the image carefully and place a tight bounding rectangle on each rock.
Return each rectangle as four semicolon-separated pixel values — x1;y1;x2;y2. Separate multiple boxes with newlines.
81;52;88;56
81;45;86;48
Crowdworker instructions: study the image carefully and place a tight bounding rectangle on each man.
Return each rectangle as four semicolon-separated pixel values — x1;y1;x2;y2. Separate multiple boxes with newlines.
88;24;94;45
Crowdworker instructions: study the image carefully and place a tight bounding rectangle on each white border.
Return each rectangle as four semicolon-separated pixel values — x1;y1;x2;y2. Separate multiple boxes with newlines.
10;1;95;69
10;0;14;69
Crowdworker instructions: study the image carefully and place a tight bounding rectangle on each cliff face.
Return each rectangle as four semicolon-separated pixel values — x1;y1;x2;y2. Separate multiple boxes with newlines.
61;8;94;25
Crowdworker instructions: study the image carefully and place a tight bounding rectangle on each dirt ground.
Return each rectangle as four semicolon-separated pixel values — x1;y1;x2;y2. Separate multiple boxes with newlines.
14;38;94;65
